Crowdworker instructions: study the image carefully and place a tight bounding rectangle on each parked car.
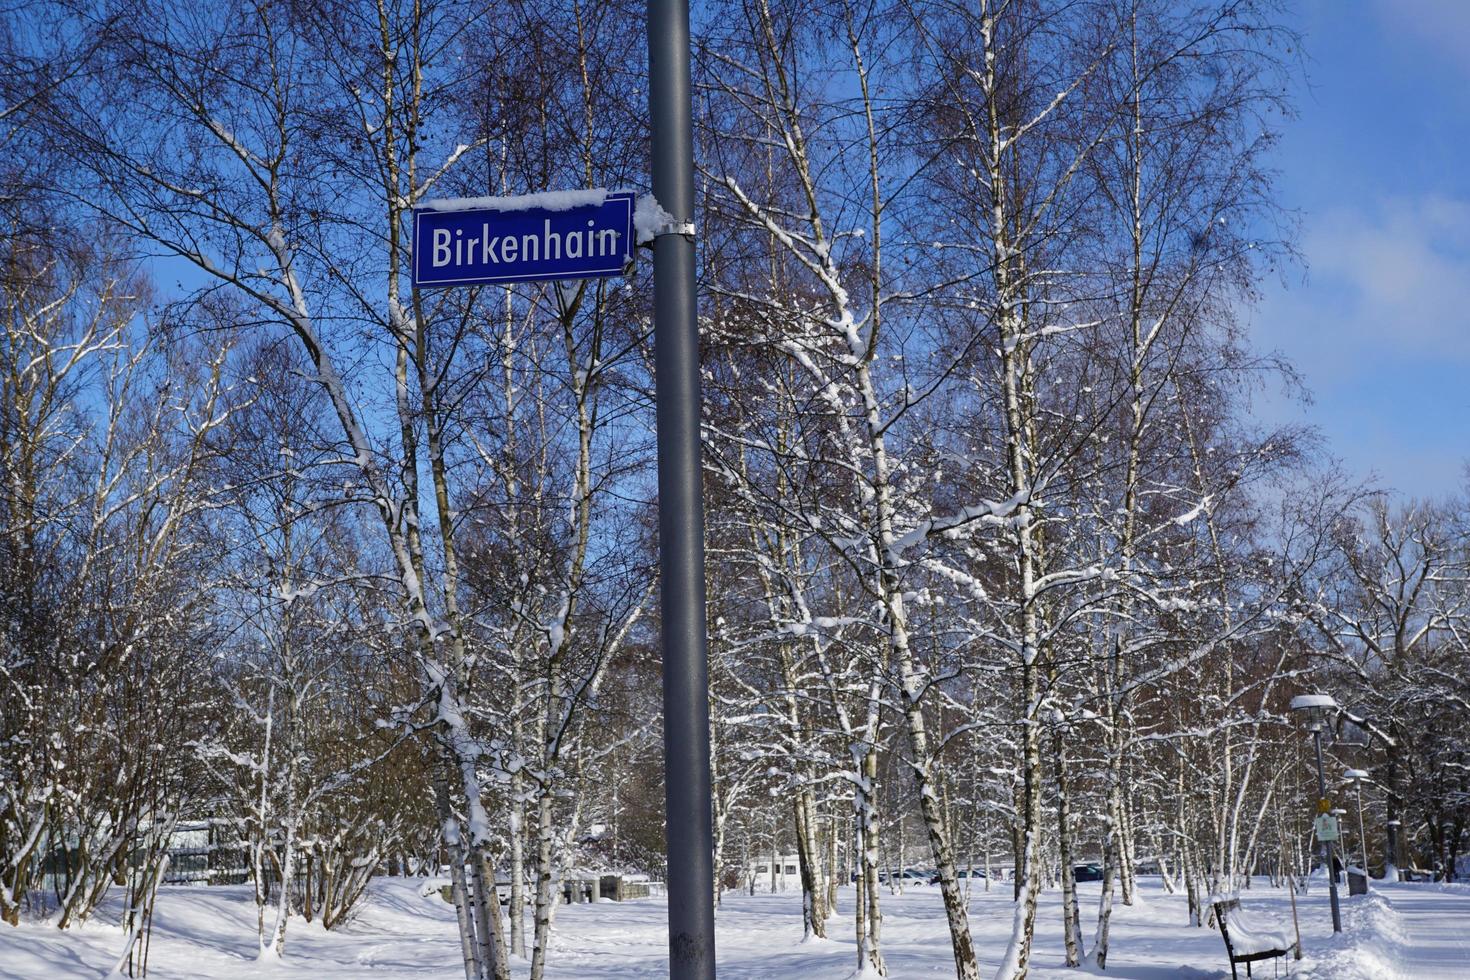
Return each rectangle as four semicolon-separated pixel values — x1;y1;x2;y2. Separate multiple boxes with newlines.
929;868;987;885
876;868;930;884
1073;863;1104;882
851;868;932;884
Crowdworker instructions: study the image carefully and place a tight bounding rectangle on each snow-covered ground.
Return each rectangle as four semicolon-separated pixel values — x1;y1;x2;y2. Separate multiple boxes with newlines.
2;876;1466;979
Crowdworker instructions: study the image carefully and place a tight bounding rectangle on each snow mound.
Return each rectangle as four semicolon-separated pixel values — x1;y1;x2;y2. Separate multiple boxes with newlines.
1296;890;1409;980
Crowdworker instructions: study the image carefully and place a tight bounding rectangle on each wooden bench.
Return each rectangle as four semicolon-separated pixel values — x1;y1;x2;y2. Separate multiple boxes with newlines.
1212;897;1292;979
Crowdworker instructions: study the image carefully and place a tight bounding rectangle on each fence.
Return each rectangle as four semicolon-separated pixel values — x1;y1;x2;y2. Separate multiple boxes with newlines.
162;819;249;886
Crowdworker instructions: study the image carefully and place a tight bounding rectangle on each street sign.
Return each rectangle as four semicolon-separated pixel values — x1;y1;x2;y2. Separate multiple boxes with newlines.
412;191;635;288
1314;813;1340;842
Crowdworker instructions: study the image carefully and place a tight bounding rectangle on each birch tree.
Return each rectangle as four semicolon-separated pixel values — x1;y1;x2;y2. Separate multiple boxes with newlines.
50;3;518;974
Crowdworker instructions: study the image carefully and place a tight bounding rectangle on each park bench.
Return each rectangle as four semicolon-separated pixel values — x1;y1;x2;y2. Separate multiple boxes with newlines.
1212;896;1292;979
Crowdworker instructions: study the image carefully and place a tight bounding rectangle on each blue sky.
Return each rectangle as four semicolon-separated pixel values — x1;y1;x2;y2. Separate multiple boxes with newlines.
1252;0;1470;498
135;1;1468;499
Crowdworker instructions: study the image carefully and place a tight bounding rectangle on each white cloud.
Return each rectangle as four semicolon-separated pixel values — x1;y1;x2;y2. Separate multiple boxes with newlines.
1295;194;1470;357
1249;193;1470;497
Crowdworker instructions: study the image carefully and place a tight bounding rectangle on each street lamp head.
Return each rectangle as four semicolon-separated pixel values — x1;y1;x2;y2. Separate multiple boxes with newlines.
1290;693;1339;731
1343;769;1370;784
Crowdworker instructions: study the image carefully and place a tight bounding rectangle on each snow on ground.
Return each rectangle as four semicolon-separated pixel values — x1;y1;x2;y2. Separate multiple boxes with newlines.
1;876;1466;979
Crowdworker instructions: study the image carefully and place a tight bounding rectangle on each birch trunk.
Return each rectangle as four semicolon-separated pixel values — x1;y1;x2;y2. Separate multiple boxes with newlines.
529;788;557;980
1052;729;1083;966
795;792;827;938
435;770;482;980
478;848;511;980
509;791;526;958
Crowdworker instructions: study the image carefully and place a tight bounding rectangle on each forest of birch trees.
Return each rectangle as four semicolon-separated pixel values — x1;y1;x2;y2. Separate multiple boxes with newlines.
1;0;1467;978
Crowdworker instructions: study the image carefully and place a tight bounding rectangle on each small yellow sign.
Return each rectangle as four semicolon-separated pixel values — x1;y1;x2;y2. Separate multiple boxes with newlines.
1317;798;1333;813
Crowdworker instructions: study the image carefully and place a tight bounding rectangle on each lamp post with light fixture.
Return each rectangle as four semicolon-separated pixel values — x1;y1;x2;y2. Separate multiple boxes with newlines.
1344;770;1371;877
1290;694;1343;933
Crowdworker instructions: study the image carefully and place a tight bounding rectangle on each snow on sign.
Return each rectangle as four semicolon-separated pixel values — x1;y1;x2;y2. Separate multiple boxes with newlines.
412;190;635;288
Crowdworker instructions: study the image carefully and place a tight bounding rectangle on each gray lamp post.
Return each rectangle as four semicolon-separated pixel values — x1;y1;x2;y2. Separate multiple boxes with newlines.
1334;707;1401;882
1290;694;1343;933
649;2;717;973
1331;808;1350;873
1343;770;1370;877
1387;817;1402;881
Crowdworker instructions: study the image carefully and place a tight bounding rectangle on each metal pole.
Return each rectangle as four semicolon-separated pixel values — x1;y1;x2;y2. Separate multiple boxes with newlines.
1312;729;1343;933
1355;782;1368;878
648;2;716;977
1385;754;1402;881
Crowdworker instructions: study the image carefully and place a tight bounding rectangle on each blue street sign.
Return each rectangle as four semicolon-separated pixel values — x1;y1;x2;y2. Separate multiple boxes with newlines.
412;191;635;288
